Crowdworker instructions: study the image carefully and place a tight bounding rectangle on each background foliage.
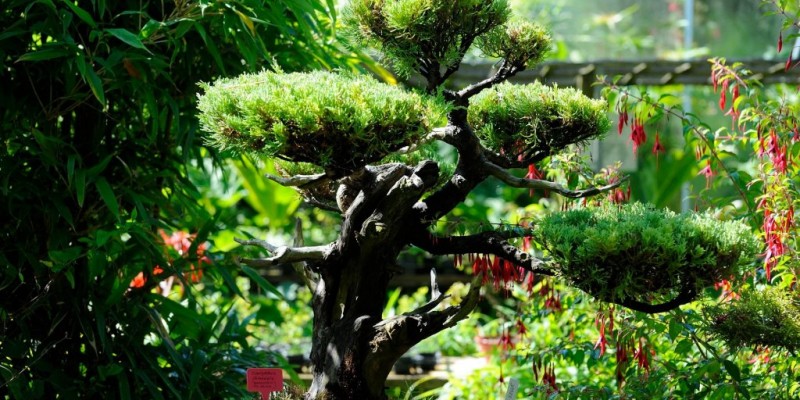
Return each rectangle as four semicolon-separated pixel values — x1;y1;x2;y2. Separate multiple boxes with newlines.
0;0;376;398
3;0;798;399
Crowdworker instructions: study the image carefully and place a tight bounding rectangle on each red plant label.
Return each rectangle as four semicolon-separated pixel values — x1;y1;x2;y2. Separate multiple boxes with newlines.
246;368;283;395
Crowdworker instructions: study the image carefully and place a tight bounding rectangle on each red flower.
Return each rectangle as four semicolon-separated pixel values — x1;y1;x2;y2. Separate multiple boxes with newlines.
698;160;714;188
630;119;646;153
773;145;788;174
516;319;528;337
652;132;665;167
526;164;544;197
130;272;146;288
617;109;629;135
594;321;608;357
719;80;729;110
633;338;651;371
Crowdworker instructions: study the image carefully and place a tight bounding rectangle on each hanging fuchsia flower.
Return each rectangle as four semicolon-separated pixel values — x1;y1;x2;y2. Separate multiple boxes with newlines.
698;160;714;188
594;320;608;357
773;145;788;174
516;318;528;337
719;80;729;110
779;32;784;52
499;328;515;352
652;132;665;155
525;272;536;295
652;132;666;167
763;209;786;282
633;337;651;371
630;118;647;153
526;163;544;197
617;109;629;135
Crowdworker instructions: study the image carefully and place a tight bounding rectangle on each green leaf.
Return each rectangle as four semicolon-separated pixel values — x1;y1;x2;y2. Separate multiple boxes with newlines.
675;339;694;354
217;264;245;298
233;9;256;35
117;373;132;400
61;0;96;28
49;246;82;269
16;46;70;62
668;319;683;339
75;170;86;207
82;64;106;107
193;23;226;74
722;359;741;382
98;363;124;380
95;177;120;218
105;28;149;52
241;265;284;300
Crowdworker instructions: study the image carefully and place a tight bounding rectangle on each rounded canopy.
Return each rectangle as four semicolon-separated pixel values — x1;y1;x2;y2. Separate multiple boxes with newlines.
198;70;436;174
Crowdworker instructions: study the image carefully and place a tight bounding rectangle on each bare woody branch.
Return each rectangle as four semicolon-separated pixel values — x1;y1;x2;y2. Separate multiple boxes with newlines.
484;161;628;199
411;230;554;275
265;172;327;187
396;126;455;154
235;237;331;268
610;285;697;314
457;60;521;100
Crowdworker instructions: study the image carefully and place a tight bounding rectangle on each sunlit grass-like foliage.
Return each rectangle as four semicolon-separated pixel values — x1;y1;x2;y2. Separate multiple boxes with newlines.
706;287;800;352
198;70;439;174
343;0;509;77
469;81;610;163
476;18;551;68
535;203;759;303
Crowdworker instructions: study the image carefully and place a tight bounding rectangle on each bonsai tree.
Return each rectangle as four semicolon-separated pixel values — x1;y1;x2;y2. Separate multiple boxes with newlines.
197;1;757;398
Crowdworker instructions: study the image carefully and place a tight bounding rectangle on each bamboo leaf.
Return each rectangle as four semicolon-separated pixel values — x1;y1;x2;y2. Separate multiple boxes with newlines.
61;0;96;28
241;265;284;300
16;46;71;62
106;28;150;52
95;177;120;218
75;170;86;207
233;9;256;35
82;64;106;107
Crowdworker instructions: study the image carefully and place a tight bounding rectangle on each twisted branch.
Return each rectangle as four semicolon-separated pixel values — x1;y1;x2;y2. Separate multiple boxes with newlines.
610;285;698;314
410;230;554;275
485;161;628;198
235;237;331;268
265;172;327;187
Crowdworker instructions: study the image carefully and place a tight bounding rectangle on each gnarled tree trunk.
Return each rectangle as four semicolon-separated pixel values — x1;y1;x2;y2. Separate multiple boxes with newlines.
301;161;482;399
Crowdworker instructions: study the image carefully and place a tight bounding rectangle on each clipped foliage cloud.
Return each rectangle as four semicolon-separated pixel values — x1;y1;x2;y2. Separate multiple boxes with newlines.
197;70;439;173
468;81;610;162
535;203;759;303
343;0;510;77
476;17;551;68
706;287;800;352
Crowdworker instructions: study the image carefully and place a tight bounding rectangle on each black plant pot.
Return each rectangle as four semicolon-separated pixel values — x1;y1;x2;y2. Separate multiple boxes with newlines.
393;355;415;375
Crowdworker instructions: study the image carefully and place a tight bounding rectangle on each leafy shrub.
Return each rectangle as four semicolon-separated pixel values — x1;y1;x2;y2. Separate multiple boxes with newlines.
343;0;510;77
469;81;610;163
476;17;552;68
0;0;371;398
198;71;441;174
535;203;759;302
706;287;800;351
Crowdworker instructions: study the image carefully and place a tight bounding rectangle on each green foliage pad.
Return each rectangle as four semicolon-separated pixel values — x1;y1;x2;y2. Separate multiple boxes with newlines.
343;0;510;77
707;287;800;352
535;203;759;303
469;81;610;163
198;70;438;173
